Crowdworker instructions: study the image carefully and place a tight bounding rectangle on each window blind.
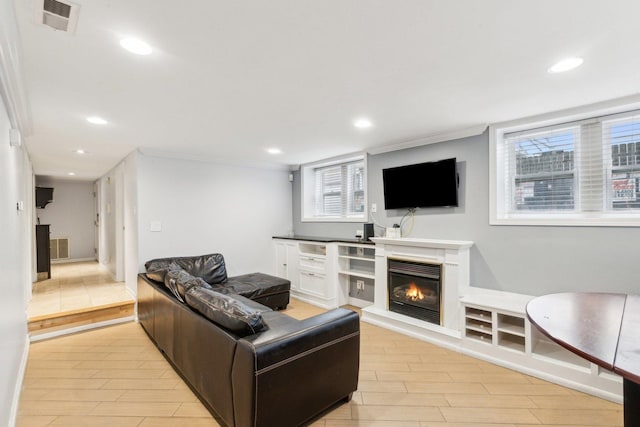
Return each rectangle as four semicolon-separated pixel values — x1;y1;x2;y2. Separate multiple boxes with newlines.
313;159;365;217
501;109;640;217
603;113;640;210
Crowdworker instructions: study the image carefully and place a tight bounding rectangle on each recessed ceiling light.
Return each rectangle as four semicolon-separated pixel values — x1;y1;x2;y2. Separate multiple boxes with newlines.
548;57;584;74
75;149;86;154
267;148;282;155
67;172;76;176
120;37;153;55
87;116;108;125
354;118;373;129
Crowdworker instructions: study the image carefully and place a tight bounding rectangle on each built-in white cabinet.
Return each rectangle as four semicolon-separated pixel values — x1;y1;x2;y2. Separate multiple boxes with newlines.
273;239;375;309
461;291;621;402
274;237;622;402
274;239;298;290
297;242;332;305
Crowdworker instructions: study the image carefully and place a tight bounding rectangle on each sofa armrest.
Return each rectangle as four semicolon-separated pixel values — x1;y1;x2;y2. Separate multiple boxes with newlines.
231;308;360;427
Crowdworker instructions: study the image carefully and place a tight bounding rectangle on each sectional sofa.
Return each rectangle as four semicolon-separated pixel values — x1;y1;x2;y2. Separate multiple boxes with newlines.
137;253;360;427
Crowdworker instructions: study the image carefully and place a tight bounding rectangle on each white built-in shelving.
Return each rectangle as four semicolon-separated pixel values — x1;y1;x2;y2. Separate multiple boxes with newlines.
337;244;375;308
460;288;621;402
275;237;623;403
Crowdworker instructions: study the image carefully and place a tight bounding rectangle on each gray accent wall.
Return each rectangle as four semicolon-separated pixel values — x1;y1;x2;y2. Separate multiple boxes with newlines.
293;131;640;296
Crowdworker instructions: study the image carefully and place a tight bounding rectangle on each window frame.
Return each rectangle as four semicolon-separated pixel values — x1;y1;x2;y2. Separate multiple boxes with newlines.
301;153;368;223
490;98;640;227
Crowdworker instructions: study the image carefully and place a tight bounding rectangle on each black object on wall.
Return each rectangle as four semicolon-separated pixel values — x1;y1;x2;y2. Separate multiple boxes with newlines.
35;187;54;209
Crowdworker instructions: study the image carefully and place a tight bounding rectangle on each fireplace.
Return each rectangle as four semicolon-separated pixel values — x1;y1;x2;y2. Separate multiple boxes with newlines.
387;258;442;325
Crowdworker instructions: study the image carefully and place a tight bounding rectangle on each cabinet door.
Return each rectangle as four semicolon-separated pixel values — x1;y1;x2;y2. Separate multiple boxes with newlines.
274;241;299;290
298;271;326;298
275;242;288;278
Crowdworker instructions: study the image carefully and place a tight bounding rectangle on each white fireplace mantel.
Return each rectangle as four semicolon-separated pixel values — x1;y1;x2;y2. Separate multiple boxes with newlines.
370;237;474;250
362;237;473;344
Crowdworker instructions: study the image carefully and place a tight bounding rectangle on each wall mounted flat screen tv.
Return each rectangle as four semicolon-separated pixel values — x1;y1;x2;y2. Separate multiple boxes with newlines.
383;158;458;209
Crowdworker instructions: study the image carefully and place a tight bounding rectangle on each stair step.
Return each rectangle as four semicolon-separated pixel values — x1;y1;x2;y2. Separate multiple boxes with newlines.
28;301;135;336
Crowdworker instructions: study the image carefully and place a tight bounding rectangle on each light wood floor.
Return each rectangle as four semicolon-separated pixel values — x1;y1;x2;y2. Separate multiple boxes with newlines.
17;299;623;426
29;261;134;318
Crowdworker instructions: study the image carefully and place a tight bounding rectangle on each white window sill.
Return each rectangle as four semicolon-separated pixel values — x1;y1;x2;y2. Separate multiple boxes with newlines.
301;216;367;223
490;214;640;227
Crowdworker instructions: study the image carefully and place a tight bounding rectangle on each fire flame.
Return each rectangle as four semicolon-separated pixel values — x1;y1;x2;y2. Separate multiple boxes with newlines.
405;283;425;301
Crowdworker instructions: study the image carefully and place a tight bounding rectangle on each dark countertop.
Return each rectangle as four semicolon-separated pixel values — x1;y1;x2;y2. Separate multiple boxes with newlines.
272;235;375;245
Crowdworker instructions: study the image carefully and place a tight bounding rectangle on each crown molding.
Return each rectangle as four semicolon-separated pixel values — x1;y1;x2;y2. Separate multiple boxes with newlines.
367;123;488;155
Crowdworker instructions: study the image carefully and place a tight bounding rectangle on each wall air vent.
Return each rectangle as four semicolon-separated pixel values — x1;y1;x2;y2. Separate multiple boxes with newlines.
36;0;80;34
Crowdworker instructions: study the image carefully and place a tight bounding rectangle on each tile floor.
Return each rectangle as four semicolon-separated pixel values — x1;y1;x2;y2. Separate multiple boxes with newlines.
17;298;624;426
28;261;134;319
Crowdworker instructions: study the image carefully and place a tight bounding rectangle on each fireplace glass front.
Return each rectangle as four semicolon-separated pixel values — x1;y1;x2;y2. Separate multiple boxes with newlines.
387;258;442;325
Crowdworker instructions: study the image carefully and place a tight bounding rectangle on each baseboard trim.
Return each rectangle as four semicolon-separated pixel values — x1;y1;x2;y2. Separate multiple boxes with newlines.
9;337;29;427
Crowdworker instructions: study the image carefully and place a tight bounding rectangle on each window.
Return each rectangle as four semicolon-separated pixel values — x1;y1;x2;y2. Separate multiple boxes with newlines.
302;154;367;222
491;105;640;226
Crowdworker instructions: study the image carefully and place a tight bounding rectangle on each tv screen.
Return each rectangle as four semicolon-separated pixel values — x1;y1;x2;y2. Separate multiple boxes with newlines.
383;158;458;209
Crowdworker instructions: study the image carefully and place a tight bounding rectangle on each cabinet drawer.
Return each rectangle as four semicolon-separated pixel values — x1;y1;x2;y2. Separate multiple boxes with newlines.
299;256;325;272
298;271;327;298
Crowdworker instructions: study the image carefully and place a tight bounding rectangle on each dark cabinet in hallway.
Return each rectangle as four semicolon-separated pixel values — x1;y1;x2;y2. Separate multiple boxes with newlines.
36;224;51;279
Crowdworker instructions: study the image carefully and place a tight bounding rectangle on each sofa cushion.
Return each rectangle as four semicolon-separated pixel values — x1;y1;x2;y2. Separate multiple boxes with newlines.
216;273;290;300
165;268;213;302
185;287;270;336
145;253;228;285
146;260;178;283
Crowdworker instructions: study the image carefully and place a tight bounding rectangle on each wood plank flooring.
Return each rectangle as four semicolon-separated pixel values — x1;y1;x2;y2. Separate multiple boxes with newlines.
28;261;133;319
17;298;623;426
28;261;135;336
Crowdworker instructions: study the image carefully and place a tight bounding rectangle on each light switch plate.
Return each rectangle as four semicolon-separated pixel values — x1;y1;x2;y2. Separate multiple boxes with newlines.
150;221;162;232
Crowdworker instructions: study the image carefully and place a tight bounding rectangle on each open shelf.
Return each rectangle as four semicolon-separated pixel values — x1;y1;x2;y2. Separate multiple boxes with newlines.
465;318;492;334
465;328;492;344
337;243;375;308
497;313;525;337
531;333;591;370
338;255;374;262
338;269;375;279
338;245;375;260
498;331;525;353
464;306;493;343
298;242;327;257
465;307;492;322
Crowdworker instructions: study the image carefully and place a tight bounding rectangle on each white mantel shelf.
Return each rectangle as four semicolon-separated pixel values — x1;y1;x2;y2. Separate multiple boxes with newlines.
370;237;474;250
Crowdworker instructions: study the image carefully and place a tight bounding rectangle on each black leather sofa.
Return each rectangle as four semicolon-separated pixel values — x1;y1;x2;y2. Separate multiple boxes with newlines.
137;253;360;427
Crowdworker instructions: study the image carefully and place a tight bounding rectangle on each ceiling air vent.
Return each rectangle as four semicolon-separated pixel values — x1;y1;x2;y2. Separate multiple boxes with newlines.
36;0;80;33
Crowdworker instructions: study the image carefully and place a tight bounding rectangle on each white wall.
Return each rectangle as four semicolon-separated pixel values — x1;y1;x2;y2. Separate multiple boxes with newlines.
123;151;138;296
97;169;117;277
0;86;30;426
137;153;292;277
34;178;96;260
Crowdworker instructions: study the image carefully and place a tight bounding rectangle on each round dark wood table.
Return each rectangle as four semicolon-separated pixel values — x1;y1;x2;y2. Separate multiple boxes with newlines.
527;292;639;427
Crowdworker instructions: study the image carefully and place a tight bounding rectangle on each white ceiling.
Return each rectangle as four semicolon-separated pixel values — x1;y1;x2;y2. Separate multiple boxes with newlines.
13;0;640;180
